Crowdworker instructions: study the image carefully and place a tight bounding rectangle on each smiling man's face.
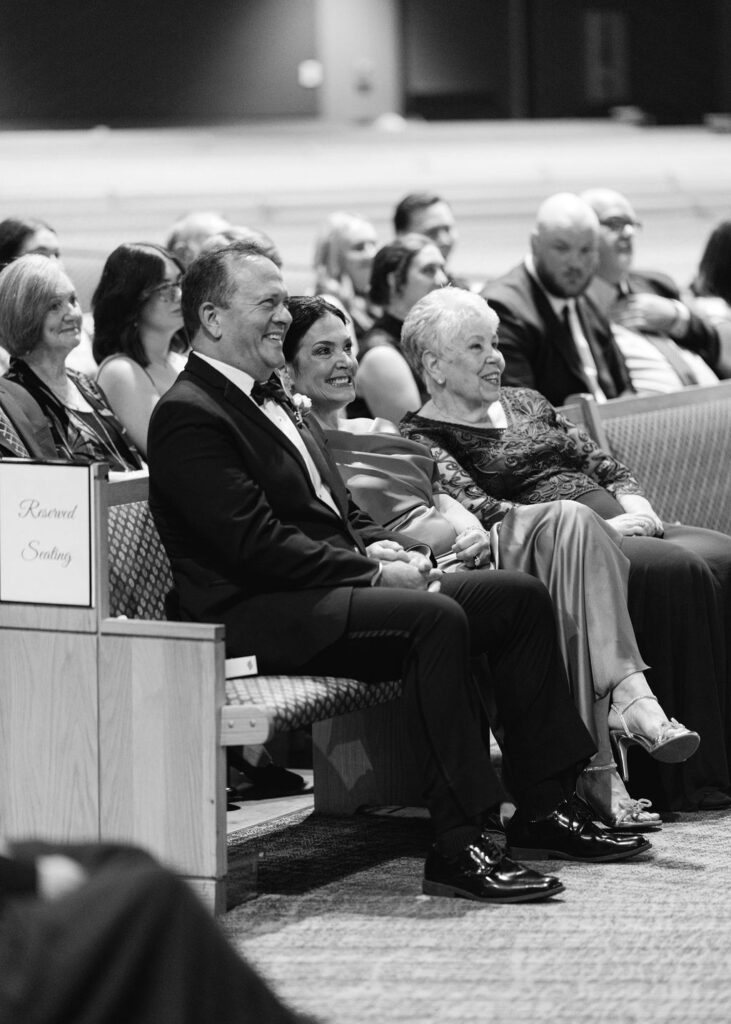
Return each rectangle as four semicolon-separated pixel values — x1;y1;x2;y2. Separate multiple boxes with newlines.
214;256;292;379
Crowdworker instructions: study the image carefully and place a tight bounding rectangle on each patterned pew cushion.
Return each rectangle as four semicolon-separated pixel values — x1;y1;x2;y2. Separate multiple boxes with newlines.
225;675;403;734
108;499;403;732
108;500;172;620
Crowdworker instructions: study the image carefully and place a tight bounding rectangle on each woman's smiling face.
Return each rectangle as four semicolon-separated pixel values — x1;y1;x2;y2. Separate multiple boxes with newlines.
288;312;357;415
41;271;83;355
433;306;505;406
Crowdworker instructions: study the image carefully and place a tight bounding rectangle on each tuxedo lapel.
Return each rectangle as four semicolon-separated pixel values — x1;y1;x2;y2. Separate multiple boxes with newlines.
184;355;349;519
301;418;351;516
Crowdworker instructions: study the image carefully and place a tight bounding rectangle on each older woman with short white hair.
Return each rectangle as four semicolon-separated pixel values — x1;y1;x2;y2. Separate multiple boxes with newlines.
400;286;731;813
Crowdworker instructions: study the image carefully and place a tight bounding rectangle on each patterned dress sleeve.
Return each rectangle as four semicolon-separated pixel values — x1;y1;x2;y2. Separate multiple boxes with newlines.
411;432;514;527
551;404;644;497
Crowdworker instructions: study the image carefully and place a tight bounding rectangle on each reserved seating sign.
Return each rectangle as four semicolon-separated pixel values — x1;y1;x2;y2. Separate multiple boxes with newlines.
0;462;95;607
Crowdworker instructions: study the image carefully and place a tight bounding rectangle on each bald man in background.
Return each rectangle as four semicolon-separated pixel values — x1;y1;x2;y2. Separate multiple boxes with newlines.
482;192;633;407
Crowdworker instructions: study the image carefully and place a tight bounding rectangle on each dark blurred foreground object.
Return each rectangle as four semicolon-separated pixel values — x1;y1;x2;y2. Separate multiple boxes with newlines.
0;842;318;1024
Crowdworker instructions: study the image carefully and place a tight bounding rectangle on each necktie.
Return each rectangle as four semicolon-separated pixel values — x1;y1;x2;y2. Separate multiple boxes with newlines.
251;375;292;408
562;304;606;402
0;408;30;458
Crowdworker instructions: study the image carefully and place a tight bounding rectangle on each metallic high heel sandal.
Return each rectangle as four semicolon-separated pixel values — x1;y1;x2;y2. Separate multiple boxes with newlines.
577;763;662;833
609;695;701;781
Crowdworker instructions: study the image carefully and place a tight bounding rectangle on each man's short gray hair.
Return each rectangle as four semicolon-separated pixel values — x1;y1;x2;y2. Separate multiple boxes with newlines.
401;287;499;381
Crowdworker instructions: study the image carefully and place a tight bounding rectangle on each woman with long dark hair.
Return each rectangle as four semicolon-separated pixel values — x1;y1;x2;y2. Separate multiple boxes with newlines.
93;243;187;456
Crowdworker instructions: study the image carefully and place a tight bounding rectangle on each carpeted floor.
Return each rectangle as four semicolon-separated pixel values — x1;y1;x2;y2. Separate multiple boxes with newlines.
222;807;731;1024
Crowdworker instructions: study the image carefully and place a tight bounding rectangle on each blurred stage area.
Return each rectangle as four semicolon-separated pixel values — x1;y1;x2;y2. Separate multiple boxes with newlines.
3;117;731;301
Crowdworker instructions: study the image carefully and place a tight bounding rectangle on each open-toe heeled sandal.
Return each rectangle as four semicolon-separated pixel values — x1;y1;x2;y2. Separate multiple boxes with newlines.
577;763;662;833
608;695;700;780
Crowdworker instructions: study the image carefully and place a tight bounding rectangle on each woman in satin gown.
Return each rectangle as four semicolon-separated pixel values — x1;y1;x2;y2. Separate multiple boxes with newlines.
283;295;703;827
395;286;731;814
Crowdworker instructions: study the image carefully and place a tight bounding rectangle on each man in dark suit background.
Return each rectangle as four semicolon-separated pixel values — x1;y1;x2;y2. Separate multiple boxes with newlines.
147;243;646;904
581;187;723;393
482;192;633;406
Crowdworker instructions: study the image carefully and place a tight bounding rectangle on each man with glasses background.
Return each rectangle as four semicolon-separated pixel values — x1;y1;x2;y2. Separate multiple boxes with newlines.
581;187;723;393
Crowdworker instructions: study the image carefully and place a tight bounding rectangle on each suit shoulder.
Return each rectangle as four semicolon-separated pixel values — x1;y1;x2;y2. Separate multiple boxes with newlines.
628;269;679;299
482;265;533;308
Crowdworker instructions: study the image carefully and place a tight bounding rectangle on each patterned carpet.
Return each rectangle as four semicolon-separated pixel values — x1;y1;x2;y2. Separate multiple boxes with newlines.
222;807;731;1024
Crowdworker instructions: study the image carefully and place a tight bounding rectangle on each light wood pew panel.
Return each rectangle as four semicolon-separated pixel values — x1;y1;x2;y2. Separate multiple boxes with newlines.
99;617;228;912
0;627;99;840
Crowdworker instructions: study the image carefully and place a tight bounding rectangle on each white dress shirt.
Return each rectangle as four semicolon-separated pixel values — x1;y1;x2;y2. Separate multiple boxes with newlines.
195;352;341;517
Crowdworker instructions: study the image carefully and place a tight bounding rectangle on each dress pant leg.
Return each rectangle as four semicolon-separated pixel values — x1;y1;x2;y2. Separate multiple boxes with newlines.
438;570;596;813
2;845;313;1024
661;523;731;760
619;533;730;808
301;586;503;832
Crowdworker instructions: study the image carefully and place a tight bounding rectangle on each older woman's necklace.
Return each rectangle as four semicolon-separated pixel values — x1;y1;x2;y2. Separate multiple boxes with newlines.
29;363;92;412
421;398;507;429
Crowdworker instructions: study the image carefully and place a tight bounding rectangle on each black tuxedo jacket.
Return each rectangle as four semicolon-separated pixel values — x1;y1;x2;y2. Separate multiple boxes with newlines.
147;354;404;669
482;264;633;407
0;378;58;459
626;268;720;370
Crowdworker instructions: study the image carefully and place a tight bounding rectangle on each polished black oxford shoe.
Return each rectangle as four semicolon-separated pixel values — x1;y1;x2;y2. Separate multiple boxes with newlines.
423;830;565;903
506;794;652;862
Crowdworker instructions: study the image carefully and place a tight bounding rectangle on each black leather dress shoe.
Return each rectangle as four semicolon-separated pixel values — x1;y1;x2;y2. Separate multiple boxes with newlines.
506;794;651;862
423;830;565;903
697;789;731;811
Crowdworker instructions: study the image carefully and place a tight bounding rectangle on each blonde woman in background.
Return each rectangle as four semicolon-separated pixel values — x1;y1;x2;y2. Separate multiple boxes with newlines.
313;211;380;346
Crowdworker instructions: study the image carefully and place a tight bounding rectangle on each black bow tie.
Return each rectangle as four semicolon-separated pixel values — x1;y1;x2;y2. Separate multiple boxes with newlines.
251;375;291;408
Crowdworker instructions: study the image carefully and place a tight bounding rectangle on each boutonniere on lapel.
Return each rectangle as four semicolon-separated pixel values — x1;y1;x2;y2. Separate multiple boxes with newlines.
290;392;313;429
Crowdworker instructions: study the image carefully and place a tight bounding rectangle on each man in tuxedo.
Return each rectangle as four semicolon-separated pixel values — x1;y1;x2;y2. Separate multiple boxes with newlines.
581;187;722;393
482;192;634;406
147;243;647;904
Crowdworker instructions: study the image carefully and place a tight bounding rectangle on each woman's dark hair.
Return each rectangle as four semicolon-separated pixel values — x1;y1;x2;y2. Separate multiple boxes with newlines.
283;295;347;363
0;217;56;269
368;234;433;307
691;220;731;305
92;243;184;367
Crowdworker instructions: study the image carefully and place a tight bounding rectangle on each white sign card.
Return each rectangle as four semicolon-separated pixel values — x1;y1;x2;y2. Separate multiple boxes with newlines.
0;463;95;607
